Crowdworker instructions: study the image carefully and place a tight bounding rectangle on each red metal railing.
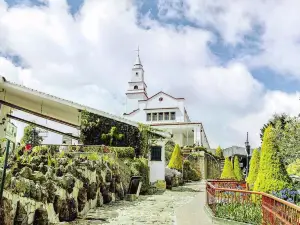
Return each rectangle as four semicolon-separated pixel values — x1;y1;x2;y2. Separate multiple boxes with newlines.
206;180;300;225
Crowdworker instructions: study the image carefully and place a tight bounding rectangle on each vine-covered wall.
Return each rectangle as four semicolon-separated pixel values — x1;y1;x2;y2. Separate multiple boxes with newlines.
80;111;142;156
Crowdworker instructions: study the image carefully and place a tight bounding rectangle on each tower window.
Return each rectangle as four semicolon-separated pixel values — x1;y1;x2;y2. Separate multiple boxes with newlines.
171;112;176;120
136;72;138;76
134;85;138;90
147;113;151;121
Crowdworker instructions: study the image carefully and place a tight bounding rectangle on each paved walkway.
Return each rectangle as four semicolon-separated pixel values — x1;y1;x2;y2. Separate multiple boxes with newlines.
175;182;213;225
62;181;212;225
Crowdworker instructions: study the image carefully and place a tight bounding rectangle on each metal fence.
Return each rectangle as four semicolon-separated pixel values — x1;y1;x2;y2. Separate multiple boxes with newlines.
206;180;300;225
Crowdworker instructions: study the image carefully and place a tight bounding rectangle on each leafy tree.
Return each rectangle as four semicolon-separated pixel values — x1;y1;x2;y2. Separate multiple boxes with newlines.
260;113;290;142
20;124;43;146
101;127;124;146
246;148;260;188
168;144;182;171
233;156;243;181
254;126;291;193
215;146;223;158
221;157;236;180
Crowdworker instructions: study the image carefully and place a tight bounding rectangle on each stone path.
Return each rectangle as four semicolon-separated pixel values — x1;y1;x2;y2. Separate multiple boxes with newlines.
60;181;212;225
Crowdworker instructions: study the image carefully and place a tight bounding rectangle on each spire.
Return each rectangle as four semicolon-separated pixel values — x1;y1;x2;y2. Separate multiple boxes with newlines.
133;46;143;69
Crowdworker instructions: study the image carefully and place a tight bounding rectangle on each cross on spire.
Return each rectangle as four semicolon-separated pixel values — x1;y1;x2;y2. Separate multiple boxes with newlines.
135;46;140;56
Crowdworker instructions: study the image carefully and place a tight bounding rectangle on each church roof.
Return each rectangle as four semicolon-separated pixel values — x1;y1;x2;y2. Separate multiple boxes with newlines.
138;91;185;102
133;54;143;69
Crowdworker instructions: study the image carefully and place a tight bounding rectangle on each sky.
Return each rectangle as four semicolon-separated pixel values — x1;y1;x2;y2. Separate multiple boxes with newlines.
1;0;300;148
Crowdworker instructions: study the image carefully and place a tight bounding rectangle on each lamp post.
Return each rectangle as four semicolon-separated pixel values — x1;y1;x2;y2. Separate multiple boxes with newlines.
245;132;251;177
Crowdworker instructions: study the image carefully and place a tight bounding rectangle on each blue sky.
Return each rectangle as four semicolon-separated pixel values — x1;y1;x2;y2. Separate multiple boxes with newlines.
5;0;300;93
1;0;300;147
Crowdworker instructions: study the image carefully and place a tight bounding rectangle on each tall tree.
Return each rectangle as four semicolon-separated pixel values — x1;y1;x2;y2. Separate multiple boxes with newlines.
254;126;291;193
21;125;43;146
221;157;236;180
233;156;243;181
215;146;224;158
168;144;182;171
246;148;260;188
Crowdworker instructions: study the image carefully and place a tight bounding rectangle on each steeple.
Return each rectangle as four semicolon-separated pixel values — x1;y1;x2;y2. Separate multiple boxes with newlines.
133;46;143;69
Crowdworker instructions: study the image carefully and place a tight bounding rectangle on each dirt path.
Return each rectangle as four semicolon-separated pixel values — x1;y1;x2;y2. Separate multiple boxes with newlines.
60;182;211;225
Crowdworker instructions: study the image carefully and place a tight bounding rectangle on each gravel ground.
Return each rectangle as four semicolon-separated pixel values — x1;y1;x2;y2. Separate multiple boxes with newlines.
61;182;202;225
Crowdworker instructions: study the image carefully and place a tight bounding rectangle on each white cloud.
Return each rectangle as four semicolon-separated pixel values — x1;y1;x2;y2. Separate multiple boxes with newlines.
0;0;299;149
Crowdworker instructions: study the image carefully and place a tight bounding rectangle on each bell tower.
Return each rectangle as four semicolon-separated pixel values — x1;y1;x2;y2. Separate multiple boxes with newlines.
125;47;148;114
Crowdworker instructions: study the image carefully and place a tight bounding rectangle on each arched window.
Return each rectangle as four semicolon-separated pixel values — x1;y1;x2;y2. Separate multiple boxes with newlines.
134;85;138;90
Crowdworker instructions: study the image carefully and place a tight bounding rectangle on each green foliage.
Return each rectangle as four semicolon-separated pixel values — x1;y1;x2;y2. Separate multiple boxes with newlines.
87;152;100;161
220;157;236;180
287;159;300;176
165;140;175;164
254;126;292;194
246;149;260;188
21;125;44;146
110;147;135;159
168;144;182;171
183;160;201;181
233;156;243;181
215;146;223;158
101;126;124;146
126;157;150;194
193;146;207;152
215;203;262;225
260;113;290;142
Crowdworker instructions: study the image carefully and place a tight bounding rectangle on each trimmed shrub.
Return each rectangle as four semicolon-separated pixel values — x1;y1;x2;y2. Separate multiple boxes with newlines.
168;144;182;171
215;146;223;158
110;147;135;158
233;156;243;181
246;148;260;188
254;126;292;193
221;157;236;180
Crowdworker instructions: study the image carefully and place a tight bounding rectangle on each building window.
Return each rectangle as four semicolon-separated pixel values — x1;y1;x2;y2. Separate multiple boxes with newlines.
159;97;163;101
171;112;176;120
159;112;163;121
151;146;162;161
147;113;151;121
152;113;157;121
164;112;169;120
136;72;138;76
134;85;138;90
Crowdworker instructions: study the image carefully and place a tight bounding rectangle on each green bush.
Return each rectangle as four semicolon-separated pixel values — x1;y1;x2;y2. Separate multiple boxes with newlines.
215;146;223;158
254;126;292;193
221;157;236;180
246;148;260;188
233;156;243;181
287;159;300;176
183;160;201;181
215;203;262;225
110;147;135;158
168;144;182;171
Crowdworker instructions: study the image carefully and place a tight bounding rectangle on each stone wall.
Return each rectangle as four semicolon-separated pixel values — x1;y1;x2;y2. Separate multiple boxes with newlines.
0;146;135;225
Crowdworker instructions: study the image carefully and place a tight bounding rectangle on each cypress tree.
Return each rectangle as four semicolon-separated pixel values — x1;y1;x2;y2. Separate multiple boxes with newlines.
254;126;291;193
246;148;260;188
233;156;243;181
215;146;223;158
168;144;182;171
221;157;236;180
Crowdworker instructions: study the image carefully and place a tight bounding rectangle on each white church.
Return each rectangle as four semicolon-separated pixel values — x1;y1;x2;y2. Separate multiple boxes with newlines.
123;52;210;149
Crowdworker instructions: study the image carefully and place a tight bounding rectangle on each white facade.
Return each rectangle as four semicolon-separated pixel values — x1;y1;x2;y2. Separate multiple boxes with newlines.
123;54;210;149
149;139;166;183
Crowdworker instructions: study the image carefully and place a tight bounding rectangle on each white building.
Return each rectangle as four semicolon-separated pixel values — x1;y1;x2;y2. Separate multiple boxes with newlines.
123;53;210;149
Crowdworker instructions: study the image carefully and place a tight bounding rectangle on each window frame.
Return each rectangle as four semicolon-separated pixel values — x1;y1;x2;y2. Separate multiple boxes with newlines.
171;112;176;120
151;146;162;161
158;112;163;121
146;113;151;121
152;113;157;121
164;112;170;120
